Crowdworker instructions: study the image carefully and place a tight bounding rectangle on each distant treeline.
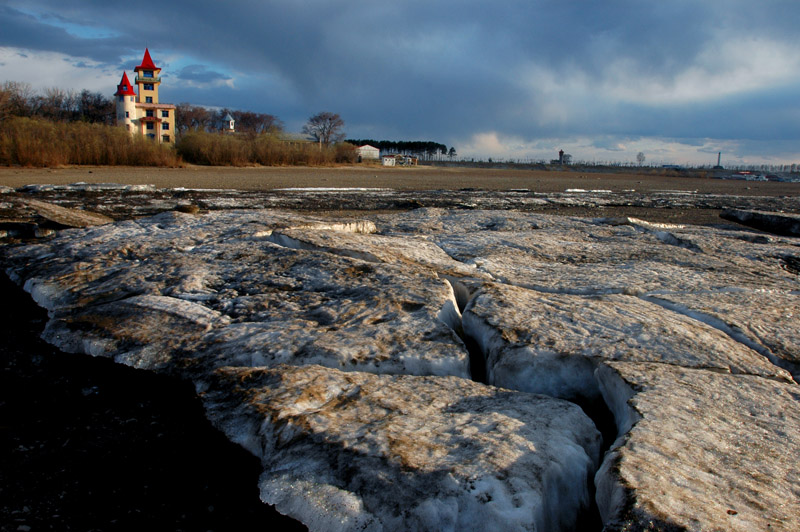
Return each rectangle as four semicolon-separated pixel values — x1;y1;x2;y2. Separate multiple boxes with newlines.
174;104;283;136
0;81;115;125
0;81;357;167
346;139;455;158
0;81;286;138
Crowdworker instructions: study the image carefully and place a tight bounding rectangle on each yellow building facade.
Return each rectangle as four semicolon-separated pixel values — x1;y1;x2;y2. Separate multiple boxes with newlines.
114;49;176;144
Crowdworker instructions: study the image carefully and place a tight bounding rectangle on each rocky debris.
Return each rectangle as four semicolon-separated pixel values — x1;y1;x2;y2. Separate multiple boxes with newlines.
20;198;113;227
3;206;799;531
721;209;800;237
2;183;800;232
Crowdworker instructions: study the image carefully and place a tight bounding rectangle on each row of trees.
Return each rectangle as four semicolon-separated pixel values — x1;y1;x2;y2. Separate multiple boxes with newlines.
0;82;287;138
1;81;459;160
0;81;114;125
2;80;468;168
174;104;283;137
346;139;455;160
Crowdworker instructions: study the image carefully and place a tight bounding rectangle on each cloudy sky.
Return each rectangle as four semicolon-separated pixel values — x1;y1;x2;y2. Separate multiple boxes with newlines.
1;0;799;166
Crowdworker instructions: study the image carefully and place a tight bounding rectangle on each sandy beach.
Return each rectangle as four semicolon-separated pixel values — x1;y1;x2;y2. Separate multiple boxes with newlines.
2;164;798;196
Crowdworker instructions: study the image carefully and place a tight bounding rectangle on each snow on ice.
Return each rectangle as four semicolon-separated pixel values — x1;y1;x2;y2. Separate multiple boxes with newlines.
3;205;800;531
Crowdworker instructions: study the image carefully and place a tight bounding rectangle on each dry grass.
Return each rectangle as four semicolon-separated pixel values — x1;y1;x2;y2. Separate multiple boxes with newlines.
0;117;180;167
176;131;356;166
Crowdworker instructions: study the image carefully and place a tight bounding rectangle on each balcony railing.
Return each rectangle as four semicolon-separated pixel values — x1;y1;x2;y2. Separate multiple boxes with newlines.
135;75;162;84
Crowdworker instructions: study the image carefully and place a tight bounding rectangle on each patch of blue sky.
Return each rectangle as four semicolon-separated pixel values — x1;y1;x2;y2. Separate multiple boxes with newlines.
13;7;120;39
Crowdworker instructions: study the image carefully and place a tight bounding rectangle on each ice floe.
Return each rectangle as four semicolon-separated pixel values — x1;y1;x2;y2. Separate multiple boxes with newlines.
3;206;799;531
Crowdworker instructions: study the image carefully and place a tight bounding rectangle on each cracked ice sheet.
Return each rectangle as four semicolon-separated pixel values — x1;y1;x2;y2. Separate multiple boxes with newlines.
5;210;470;378
595;361;800;532
462;283;793;401
203;364;602;532
5;207;800;531
419;214;799;294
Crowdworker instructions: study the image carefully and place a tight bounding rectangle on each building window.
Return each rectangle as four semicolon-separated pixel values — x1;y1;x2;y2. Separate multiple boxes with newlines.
145;97;153;103
162;122;169;130
130;96;134;102
161;110;169;118
118;95;124;102
125;111;129;118
146;110;154;117
144;83;154;90
162;135;170;143
147;134;155;140
144;70;153;77
146;122;154;130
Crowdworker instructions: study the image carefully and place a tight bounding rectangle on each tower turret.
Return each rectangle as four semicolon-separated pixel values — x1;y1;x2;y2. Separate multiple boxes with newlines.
134;48;162;105
114;72;137;132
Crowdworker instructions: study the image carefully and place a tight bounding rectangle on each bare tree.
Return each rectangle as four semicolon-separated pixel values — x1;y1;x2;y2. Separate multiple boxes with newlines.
218;109;283;136
77;90;113;124
0;84;12;122
3;81;36;117
636;152;646;166
302;111;345;148
175;103;214;134
235;111;283;135
39;87;79;122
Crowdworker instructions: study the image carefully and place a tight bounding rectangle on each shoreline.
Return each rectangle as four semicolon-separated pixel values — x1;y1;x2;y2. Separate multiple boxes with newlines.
2;164;799;196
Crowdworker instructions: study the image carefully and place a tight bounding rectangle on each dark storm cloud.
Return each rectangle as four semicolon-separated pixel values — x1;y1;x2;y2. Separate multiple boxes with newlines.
0;5;127;66
2;0;799;162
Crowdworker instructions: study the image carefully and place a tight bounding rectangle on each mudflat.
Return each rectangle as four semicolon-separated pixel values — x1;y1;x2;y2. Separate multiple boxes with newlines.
2;164;798;196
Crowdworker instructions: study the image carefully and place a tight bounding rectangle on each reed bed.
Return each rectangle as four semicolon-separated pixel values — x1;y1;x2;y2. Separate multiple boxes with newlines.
176;131;356;166
0;117;180;167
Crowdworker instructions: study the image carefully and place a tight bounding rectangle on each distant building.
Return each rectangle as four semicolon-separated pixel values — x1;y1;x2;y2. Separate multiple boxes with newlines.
381;154;418;166
355;144;380;162
551;149;572;165
222;113;235;133
114;49;176;144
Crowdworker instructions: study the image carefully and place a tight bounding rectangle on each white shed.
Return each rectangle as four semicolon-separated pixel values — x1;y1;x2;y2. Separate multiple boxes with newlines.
381;155;396;166
356;145;380;161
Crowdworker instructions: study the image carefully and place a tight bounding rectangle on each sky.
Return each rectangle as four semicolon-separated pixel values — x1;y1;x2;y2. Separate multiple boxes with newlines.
1;0;799;167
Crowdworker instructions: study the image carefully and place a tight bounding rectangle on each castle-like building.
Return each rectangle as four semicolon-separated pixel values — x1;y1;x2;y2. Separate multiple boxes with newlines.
114;49;176;144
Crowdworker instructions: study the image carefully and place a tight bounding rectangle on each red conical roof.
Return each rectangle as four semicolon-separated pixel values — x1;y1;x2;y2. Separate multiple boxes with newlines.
114;72;137;96
134;48;158;72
